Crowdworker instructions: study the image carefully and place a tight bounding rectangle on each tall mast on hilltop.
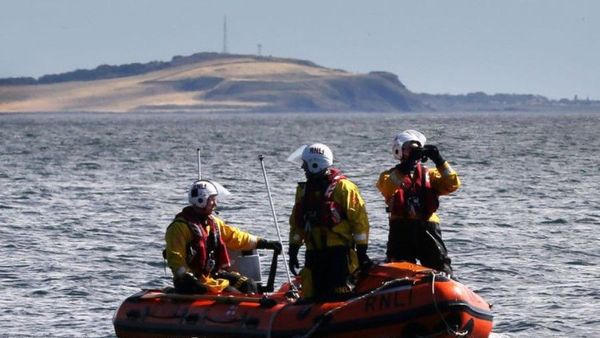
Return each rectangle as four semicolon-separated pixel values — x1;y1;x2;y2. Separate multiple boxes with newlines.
222;16;228;54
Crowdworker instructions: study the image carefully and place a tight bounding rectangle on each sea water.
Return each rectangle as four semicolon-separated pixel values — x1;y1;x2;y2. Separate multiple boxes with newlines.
0;111;598;337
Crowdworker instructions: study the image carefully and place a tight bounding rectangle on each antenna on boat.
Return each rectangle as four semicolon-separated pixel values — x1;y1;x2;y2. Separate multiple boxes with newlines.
258;155;299;297
197;148;202;180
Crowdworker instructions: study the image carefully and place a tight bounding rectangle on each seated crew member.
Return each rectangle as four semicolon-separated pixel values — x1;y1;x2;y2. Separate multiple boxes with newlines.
165;179;281;294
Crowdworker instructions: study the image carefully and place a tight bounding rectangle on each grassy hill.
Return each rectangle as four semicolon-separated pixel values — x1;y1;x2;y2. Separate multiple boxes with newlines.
0;53;427;113
2;52;597;113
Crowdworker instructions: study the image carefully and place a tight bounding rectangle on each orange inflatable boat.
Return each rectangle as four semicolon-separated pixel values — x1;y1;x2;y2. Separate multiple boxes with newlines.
113;262;493;337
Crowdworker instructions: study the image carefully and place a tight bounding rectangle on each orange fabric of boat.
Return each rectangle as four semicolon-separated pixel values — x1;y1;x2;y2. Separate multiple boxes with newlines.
355;262;432;292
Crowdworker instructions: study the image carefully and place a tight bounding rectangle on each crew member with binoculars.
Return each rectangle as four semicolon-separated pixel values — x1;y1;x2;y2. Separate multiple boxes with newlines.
376;130;460;276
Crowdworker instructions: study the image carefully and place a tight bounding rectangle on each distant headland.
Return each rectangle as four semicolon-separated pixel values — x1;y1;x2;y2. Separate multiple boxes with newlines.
1;52;598;113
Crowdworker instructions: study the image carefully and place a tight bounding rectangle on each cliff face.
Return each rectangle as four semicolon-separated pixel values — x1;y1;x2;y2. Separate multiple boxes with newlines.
0;53;427;113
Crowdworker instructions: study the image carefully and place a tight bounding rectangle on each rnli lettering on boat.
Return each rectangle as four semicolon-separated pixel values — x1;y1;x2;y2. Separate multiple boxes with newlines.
364;290;410;313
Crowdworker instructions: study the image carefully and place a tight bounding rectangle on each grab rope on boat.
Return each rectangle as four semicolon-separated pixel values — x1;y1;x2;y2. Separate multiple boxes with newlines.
288;273;469;338
430;272;469;337
266;301;295;338
297;278;412;338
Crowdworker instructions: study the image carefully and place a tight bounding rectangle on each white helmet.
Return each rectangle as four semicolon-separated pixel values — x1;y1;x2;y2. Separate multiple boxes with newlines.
188;180;219;208
392;130;426;161
301;143;334;174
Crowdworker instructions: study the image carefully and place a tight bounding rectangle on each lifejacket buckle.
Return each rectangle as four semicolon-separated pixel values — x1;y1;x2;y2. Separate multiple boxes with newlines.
207;257;216;272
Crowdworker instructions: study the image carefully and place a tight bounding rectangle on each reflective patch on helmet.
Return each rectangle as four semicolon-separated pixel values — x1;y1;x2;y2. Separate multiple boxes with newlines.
309;146;325;155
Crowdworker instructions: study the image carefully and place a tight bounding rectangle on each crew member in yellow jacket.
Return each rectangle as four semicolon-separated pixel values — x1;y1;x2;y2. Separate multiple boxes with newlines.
288;143;371;300
165;179;281;294
377;130;460;276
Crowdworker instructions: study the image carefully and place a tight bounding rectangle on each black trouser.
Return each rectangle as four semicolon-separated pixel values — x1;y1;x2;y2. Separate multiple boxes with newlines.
386;219;452;275
305;246;352;300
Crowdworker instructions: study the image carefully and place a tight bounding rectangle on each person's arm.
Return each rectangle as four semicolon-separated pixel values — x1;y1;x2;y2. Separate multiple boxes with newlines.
376;169;396;205
424;145;461;195
335;180;371;265
288;185;305;247
288;186;304;275
165;221;193;277
429;163;461;195
217;217;258;251
337;180;369;246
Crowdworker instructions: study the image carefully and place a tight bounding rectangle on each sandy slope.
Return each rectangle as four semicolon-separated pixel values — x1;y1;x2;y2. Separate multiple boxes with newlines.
0;57;350;113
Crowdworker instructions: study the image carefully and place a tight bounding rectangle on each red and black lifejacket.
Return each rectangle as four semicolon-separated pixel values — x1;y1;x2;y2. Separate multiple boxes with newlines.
390;163;439;220
294;168;346;232
175;206;231;275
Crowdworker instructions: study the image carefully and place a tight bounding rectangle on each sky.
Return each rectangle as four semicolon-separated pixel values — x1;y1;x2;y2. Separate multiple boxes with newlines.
1;0;599;100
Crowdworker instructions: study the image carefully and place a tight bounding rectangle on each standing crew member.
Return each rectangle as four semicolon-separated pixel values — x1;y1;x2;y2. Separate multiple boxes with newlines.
376;130;460;276
288;143;371;300
165;180;281;294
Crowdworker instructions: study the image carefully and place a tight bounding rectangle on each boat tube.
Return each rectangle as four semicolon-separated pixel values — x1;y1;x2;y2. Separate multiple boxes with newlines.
113;259;493;338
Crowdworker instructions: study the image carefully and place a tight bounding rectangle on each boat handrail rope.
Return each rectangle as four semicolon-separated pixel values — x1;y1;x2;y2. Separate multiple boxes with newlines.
299;278;412;338
140;292;262;304
258;155;298;296
430;272;469;337
266;302;295;338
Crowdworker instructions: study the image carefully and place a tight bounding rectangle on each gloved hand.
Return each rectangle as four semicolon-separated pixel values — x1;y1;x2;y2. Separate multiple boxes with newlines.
423;144;446;166
256;238;282;254
174;272;207;294
356;244;374;278
217;271;258;294
288;244;300;276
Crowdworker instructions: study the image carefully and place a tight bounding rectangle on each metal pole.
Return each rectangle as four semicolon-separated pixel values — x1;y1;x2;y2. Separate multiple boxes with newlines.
197;148;201;180
258;155;297;294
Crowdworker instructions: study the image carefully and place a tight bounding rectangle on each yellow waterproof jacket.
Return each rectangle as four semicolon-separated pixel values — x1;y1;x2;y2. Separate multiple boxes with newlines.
165;213;258;293
376;161;460;223
289;178;370;250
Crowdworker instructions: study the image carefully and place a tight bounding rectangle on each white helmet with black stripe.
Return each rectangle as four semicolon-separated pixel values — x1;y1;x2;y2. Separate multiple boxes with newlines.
188;180;219;208
301;143;334;174
392;130;426;161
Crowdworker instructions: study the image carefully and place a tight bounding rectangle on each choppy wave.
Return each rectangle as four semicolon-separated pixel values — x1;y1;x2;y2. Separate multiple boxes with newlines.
1;111;599;337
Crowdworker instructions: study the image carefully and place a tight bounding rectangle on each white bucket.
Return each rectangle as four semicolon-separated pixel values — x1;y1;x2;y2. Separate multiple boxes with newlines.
228;249;263;284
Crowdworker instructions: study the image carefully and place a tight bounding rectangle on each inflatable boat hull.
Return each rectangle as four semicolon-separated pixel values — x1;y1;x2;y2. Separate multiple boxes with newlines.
113;262;493;337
